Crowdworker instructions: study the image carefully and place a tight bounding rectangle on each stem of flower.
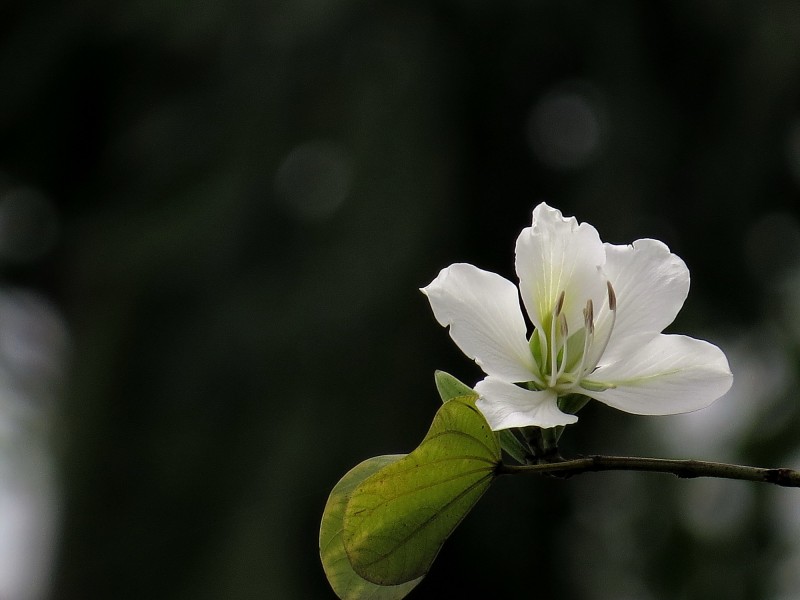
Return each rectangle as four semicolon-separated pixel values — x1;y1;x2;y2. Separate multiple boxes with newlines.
496;455;800;488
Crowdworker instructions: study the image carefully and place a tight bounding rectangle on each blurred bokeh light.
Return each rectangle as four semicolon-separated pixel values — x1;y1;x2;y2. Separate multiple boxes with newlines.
0;288;67;600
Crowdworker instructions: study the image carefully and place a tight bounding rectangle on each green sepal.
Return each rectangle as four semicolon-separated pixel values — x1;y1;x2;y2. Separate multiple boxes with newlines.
529;328;543;358
434;370;529;463
557;393;591;415
498;429;531;464
342;396;501;585
320;455;424;599
549;393;592;445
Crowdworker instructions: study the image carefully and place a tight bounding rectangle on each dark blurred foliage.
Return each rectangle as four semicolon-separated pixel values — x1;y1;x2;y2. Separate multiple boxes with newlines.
2;1;800;599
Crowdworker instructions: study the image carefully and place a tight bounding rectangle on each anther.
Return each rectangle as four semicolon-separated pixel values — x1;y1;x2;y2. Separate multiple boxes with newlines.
585;299;594;334
573;300;595;386
584;285;618;376
607;281;617;312
555;290;566;316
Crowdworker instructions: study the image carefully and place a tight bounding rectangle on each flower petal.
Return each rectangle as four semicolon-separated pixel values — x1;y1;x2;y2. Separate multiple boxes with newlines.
593;239;690;363
475;377;577;429
421;263;539;382
581;334;733;415
515;203;607;336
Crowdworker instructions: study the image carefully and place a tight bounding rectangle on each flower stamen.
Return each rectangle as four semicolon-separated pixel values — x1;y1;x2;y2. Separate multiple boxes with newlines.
587;281;617;373
607;280;617;311
555;313;569;380
555;289;565;317
566;298;595;385
548;291;565;386
585;298;594;334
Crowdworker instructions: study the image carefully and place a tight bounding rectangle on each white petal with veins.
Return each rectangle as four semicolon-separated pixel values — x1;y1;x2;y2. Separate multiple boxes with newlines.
582;334;733;415
475;377;577;430
594;239;690;363
515;204;607;336
422;263;539;383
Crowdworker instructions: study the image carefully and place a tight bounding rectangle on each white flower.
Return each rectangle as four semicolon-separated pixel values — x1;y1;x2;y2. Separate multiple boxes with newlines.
421;203;733;430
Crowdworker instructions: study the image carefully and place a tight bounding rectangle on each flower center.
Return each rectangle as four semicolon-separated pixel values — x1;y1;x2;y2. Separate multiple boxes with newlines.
529;281;616;393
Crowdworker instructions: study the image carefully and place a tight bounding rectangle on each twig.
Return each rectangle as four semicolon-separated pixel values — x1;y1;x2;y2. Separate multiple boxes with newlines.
497;455;800;488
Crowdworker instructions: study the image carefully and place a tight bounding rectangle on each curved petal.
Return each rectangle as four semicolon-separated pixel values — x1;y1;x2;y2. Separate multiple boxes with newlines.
515;203;607;336
475;377;578;430
592;239;690;364
421;263;539;382
581;334;733;415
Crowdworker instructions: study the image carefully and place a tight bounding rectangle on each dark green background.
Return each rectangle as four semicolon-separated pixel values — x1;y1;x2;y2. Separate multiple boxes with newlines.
2;1;800;599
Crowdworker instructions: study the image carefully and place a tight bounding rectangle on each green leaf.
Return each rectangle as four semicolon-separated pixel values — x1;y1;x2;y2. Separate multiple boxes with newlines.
342;396;501;586
434;370;529;464
434;370;478;403
320;455;425;600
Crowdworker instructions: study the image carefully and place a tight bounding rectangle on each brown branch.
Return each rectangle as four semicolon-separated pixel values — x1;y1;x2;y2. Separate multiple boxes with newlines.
497;455;800;488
